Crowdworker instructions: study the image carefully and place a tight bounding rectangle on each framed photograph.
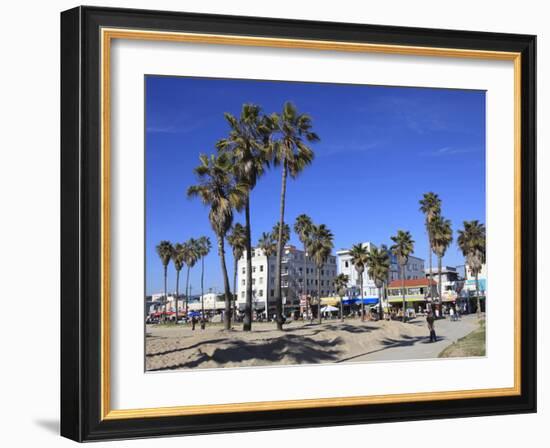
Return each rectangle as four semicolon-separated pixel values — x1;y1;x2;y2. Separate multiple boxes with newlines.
60;6;536;441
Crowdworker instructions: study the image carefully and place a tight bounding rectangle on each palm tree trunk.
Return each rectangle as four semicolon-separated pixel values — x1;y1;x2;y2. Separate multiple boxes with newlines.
438;255;443;317
217;235;232;330
243;196;253;331
175;269;180;322
401;264;406;322
233;257;238;321
200;256;205;327
339;293;344;322
163;265;168;323
428;234;434;303
185;265;191;317
274;161;288;331
303;243;308;320
360;272;365;322
475;272;481;318
317;267;322;324
378;286;384;320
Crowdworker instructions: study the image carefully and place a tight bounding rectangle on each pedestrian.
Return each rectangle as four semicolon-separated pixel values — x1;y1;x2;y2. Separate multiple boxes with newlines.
427;311;437;342
191;315;196;331
449;306;455;322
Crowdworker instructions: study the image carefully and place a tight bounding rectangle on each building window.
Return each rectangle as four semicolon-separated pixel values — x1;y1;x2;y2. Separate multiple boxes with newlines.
258;290;263;297
260;265;264;272
241;279;245;285
253;266;256;273
241;291;245;298
270;289;274;297
259;277;263;284
252;278;256;285
345;261;349;268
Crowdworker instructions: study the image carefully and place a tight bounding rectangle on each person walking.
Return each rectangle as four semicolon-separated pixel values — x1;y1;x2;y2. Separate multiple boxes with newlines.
191;315;197;331
427;311;437;342
449;306;455;322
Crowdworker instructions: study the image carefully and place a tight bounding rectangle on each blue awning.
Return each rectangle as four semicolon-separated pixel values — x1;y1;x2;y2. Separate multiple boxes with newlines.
342;297;379;305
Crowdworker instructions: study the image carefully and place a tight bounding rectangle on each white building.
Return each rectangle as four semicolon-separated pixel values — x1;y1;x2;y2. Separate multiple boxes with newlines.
337;242;425;298
236;244;337;317
464;263;487;295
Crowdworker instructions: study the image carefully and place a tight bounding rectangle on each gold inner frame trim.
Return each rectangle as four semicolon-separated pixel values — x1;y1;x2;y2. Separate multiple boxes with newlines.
100;27;522;421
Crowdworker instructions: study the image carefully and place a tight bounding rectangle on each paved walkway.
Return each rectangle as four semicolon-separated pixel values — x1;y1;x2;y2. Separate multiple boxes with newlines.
345;314;480;363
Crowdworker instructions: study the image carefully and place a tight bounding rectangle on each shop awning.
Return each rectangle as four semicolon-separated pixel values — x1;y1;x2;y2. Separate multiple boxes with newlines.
319;296;340;306
342;297;379;305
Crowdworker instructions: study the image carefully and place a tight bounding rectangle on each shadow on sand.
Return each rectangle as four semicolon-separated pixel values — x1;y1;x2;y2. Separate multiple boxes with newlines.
148;334;344;371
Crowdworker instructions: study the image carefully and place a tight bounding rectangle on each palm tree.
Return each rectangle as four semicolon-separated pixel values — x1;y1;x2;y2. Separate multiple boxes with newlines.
457;220;486;317
349;243;369;322
196;236;211;325
306;224;334;324
217;104;272;331
171;243;186;322
366;245;391;320
187;152;247;330
419;192;441;302
334;273;349;322
270;102;319;331
258;231;277;319
294;214;314;319
182;238;200;316
390;231;415;322
272;222;291;247
227;223;247;319
431;215;453;310
155;241;173;323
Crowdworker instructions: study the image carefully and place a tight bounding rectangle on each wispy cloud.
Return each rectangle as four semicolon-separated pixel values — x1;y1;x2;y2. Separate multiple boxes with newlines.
319;140;382;156
422;146;481;157
146;120;204;134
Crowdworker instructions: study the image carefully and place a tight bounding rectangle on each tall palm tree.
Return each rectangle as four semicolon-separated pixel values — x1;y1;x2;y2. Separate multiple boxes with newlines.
187;152;247;330
390;230;415;322
270;102;319;331
196;236;211;325
334;273;349;322
182;238;200;316
171;242;186;322
457;220;486;317
366;245;391;320
431;215;453;310
227;223;247;319
349;243;369;322
217;104;272;331
306;224;334;324
294;214;314;319
258;231;277;319
419;192;441;302
155;241;173;323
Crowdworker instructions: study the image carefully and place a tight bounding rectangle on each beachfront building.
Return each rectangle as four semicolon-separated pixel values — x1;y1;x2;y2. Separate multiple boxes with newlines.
386;278;437;313
463;262;487;312
187;293;230;313
236;244;337;318
337;242;425;300
425;265;460;301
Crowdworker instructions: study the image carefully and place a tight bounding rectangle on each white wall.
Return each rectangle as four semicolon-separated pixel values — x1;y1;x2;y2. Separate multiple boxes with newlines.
0;1;546;447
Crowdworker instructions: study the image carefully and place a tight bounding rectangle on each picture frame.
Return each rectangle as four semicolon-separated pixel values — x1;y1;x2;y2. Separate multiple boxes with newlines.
60;5;536;441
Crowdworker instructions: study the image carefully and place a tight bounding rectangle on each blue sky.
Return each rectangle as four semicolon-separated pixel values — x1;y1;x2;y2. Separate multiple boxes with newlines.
145;76;486;295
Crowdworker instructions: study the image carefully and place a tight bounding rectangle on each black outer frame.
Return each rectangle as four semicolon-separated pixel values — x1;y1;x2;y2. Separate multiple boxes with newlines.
60;6;536;442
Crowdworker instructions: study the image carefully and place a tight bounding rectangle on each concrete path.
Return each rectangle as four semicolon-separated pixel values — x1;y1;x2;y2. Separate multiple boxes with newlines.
345;314;480;362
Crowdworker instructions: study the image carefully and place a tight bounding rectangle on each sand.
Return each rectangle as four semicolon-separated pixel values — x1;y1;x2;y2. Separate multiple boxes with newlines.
145;318;431;371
